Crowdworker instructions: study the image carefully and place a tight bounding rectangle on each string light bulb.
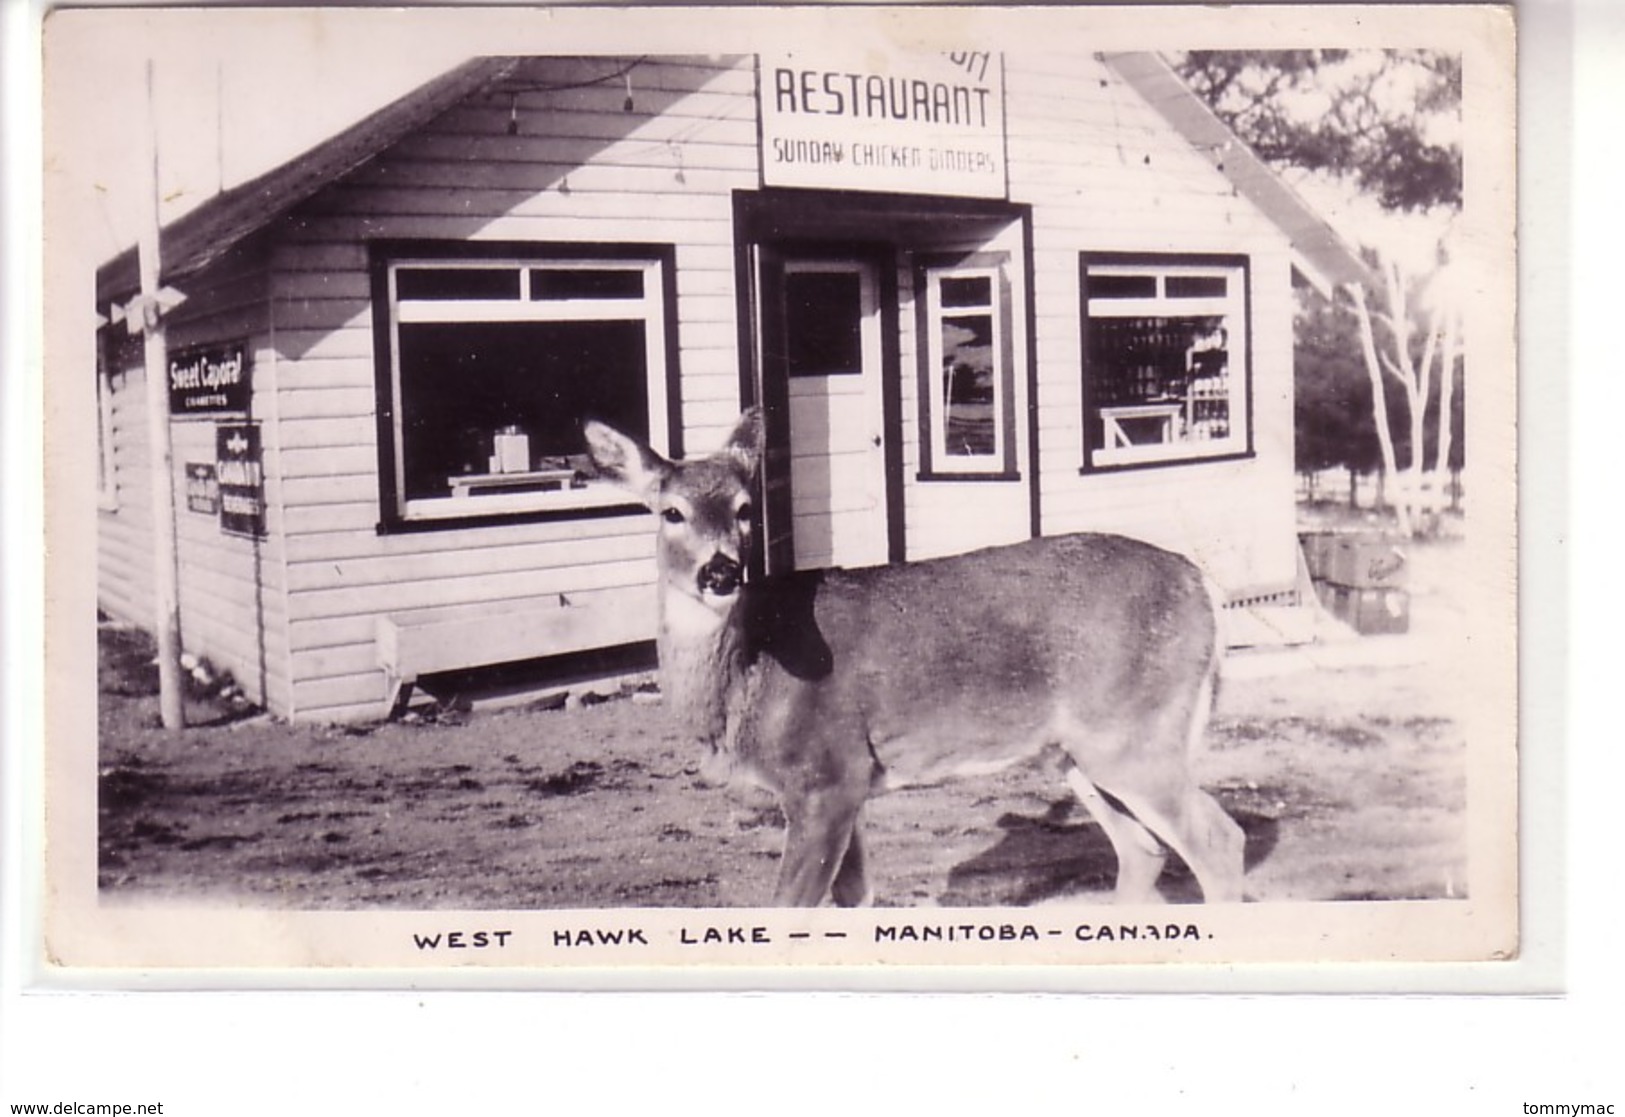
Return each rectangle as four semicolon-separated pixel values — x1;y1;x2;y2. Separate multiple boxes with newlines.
623;71;635;113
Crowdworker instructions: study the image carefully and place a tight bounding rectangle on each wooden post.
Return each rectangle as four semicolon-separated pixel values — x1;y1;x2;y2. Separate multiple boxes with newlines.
138;59;186;729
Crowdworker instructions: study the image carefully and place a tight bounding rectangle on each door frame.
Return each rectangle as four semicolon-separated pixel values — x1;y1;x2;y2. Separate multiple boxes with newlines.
737;234;904;574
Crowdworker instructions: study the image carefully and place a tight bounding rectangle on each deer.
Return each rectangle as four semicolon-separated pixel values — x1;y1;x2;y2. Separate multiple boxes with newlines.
584;409;1245;907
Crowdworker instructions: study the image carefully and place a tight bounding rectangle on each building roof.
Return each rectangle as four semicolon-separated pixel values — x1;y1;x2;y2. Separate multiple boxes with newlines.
97;51;1369;304
95;56;520;306
1100;52;1371;295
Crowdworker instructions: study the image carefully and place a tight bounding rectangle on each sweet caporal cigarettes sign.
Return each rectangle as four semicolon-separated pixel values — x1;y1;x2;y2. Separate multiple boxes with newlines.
758;51;1007;199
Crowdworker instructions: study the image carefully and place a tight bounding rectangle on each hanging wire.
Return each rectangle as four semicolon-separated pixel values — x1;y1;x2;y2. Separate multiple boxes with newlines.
494;56;648;98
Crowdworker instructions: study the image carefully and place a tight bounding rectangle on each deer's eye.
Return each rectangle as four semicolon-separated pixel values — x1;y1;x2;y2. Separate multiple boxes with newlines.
736;502;754;524
661;507;686;525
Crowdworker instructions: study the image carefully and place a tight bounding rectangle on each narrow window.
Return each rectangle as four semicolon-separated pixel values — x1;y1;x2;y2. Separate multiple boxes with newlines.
96;327;139;510
96;352;117;509
916;253;1017;479
1080;256;1251;470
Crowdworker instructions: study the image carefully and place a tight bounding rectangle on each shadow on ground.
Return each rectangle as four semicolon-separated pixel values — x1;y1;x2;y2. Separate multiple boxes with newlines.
941;800;1281;906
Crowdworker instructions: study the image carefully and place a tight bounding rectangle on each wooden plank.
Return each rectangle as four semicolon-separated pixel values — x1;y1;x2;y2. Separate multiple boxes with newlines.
289;671;390;722
375;584;657;682
280;472;378;507
281;501;381;537
270;241;369;273
415;101;758;145
287;567;657;655
279;212;740;250
345;159;753;199
264;326;373;361
276;416;378;451
275;270;372;301
275;387;379;421
284;511;649;565
288;556;656;621
285;531;653;593
386;132;760;173
304;185;737;224
279;444;379;482
271;356;373;394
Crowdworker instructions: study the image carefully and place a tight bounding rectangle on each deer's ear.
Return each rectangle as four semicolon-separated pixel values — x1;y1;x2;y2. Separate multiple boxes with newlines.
584;420;670;505
721;408;764;479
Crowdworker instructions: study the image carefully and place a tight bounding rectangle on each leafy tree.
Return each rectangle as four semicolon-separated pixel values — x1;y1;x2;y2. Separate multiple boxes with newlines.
1178;50;1462;212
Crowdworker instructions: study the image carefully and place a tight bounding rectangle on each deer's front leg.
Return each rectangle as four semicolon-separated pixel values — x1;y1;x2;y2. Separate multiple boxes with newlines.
829;813;873;908
773;789;865;907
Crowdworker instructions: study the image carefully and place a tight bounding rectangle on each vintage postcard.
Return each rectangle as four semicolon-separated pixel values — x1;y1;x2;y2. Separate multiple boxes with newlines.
37;3;1519;985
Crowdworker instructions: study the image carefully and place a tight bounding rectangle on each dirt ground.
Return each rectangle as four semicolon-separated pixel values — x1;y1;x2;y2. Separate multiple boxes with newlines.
97;517;1471;910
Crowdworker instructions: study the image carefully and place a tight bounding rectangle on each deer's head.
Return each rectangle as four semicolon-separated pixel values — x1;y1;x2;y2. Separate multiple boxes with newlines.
584;410;764;612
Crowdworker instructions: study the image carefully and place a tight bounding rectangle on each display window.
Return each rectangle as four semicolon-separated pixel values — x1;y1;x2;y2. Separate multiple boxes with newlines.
373;245;675;526
1080;254;1251;470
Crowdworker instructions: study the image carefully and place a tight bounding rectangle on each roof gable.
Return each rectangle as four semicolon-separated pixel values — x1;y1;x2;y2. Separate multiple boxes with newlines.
1101;52;1371;296
96;57;518;305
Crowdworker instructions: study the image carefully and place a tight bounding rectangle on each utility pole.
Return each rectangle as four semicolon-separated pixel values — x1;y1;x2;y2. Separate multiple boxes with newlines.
135;59;186;729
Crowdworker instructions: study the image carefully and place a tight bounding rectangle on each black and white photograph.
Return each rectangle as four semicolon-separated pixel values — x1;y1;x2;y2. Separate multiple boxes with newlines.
38;3;1517;974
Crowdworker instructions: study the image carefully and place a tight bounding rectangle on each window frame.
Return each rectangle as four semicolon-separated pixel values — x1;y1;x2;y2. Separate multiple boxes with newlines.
370;241;682;532
1078;252;1254;474
95;336;119;511
914;251;1019;481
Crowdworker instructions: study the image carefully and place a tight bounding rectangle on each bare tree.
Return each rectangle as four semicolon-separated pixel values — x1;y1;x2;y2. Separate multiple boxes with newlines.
1345;249;1464;536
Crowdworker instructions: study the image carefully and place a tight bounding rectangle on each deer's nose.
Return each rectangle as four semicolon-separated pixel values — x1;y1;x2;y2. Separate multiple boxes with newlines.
697;553;742;597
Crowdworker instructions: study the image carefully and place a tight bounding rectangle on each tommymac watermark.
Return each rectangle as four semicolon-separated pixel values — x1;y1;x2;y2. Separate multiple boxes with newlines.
1521;1105;1616;1114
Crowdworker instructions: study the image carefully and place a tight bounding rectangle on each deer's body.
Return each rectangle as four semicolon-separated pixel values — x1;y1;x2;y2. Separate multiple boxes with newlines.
587;410;1245;907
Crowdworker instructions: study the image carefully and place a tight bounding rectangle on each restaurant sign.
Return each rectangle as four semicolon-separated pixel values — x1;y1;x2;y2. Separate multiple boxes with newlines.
758;51;1006;200
169;341;251;415
216;423;266;537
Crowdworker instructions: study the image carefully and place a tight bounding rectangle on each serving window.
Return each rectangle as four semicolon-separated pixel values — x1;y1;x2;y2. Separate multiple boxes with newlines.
374;246;675;526
1080;254;1251;470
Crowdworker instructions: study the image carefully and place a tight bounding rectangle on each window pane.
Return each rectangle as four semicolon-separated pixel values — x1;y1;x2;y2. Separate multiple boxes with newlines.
397;268;520;301
1088;316;1231;449
941;313;997;456
397;320;648;501
940;275;992;309
530;269;645;300
1089;274;1157;299
1167;275;1228;299
785;271;862;377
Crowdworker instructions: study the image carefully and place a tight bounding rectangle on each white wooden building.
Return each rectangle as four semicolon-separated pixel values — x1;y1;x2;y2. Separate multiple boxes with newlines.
95;52;1367;723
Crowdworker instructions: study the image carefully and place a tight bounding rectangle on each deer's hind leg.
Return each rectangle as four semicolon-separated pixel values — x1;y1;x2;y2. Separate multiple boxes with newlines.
1063;764;1169;904
1102;783;1244;904
1083;687;1244;903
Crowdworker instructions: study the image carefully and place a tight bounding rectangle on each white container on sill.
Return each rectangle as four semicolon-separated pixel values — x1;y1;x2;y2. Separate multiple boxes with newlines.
493;427;530;473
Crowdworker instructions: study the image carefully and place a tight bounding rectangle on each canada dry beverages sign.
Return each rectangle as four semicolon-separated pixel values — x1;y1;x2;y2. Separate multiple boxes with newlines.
758;51;1007;199
216;422;266;537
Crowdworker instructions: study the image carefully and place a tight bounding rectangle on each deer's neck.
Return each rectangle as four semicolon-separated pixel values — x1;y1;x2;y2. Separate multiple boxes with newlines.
656;588;755;748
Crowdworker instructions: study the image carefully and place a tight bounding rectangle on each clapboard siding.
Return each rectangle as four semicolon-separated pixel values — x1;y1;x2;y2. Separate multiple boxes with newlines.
266;55;757;719
96;304;296;710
